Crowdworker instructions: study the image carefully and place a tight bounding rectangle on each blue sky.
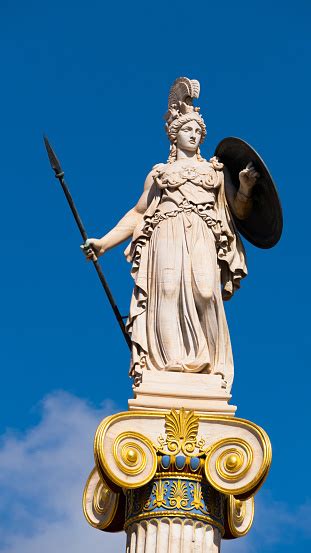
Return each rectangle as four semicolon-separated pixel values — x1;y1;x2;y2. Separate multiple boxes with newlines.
0;0;310;551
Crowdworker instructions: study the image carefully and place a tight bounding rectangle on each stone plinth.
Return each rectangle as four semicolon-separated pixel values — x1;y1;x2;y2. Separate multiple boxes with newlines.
128;372;236;415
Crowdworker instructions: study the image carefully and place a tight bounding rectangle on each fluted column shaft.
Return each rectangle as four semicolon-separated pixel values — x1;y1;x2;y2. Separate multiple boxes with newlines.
126;518;221;553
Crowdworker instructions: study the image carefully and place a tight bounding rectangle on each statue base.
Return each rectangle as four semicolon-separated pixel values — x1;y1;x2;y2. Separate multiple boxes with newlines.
128;372;236;415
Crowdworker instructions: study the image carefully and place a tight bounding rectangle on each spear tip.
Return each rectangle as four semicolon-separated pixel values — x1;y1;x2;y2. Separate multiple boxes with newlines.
43;135;63;176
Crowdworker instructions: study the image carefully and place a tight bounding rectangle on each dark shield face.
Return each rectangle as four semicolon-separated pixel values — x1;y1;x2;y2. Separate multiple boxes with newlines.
215;137;283;249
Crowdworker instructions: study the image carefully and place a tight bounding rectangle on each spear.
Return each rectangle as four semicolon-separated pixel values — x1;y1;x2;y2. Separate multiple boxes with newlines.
43;136;131;350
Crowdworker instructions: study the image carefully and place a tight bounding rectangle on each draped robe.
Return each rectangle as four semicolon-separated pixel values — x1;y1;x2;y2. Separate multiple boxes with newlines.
126;157;247;390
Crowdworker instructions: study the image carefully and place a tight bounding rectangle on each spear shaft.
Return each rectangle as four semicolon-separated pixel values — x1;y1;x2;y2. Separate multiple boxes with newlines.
44;136;131;350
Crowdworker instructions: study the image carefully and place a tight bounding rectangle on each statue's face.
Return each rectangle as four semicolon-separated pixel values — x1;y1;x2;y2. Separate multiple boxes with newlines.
176;120;202;152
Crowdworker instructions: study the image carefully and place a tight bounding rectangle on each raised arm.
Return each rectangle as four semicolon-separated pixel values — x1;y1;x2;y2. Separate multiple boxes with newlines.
224;162;259;220
82;170;156;261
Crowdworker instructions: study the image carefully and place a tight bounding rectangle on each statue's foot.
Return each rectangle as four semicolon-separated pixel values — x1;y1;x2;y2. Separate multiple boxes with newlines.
164;361;184;372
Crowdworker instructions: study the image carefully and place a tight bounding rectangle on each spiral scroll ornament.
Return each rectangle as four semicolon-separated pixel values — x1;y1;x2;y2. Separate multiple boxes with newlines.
83;468;119;530
226;495;254;538
93;410;271;499
114;433;149;476
96;428;157;489
205;438;256;495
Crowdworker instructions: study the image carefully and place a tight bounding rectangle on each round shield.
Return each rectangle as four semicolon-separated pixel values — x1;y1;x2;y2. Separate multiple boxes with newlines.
214;137;283;248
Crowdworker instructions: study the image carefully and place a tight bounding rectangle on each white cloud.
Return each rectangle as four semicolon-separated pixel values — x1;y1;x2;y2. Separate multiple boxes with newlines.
0;391;125;553
0;391;309;553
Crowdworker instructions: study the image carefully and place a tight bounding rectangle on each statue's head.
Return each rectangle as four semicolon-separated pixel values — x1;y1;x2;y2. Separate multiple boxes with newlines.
175;120;203;153
164;77;206;162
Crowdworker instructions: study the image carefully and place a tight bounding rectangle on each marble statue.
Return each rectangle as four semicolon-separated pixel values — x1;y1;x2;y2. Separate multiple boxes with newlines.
82;77;259;391
80;78;281;553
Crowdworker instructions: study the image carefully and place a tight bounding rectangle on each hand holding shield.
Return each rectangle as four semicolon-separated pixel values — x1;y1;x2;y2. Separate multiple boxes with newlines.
239;162;260;196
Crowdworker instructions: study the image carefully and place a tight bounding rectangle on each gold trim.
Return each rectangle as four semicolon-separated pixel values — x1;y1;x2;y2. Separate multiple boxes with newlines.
164;409;199;455
224;453;243;472
82;467;119;530
233;499;246;524
114;433;147;476
227;495;254;537
94;410;272;494
205;435;271;496
95;425;157;489
124;510;225;535
213;440;253;483
124;447;138;464
93;480;107;514
234;463;270;501
154;471;202;481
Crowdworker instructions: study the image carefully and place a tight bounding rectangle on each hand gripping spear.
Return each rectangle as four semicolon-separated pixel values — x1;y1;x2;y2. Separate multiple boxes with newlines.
43;136;131;350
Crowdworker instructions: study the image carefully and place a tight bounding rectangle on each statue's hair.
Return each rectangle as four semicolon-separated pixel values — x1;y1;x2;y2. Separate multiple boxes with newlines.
164;77;207;163
167;112;206;144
